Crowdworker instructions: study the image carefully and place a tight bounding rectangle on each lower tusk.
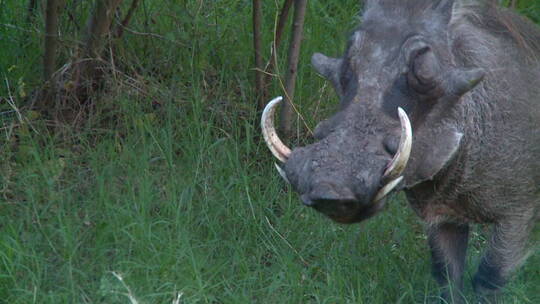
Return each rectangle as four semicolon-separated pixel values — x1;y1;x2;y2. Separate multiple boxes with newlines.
274;163;290;184
373;176;403;203
261;96;292;163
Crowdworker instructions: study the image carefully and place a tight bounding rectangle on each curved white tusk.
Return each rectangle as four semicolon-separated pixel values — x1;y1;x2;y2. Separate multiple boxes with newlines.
373;176;403;203
383;107;412;180
261;96;292;162
274;163;290;184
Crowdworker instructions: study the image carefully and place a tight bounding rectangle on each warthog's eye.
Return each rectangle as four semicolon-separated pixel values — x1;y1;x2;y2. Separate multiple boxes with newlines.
408;46;440;94
340;65;354;90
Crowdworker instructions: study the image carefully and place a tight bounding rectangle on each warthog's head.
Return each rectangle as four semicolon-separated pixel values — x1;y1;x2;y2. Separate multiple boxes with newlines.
262;0;485;223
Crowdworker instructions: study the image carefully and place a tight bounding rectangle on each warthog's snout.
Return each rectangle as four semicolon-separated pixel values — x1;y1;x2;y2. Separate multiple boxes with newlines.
262;97;411;224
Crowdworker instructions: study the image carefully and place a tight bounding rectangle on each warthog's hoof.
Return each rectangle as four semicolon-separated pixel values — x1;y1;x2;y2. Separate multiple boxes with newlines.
473;277;504;304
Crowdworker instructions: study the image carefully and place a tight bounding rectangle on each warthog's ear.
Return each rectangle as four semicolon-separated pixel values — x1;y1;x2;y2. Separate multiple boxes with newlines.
408;46;485;98
432;0;455;25
443;67;485;98
416;1;485;98
405;126;463;188
312;53;343;94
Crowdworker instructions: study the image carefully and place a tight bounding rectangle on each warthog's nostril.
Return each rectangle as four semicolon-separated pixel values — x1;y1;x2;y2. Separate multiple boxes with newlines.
303;182;358;214
310;198;358;216
309;182;356;202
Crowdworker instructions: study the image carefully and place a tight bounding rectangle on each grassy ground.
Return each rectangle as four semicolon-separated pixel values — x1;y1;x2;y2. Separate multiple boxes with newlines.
1;1;539;303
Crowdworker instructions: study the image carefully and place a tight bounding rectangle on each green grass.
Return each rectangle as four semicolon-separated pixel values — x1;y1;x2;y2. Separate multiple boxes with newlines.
1;0;539;303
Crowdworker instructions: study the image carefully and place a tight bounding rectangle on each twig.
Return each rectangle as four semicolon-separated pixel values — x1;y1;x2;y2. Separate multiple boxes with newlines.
115;0;140;38
262;0;294;99
272;0;295;61
116;26;186;46
269;67;313;136
265;216;308;266
1;23;37;33
3;78;23;123
111;272;140;304
172;292;184;304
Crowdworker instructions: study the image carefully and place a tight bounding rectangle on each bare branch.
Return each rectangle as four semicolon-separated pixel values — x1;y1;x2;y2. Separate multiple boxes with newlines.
75;0;123;89
85;0;123;59
262;0;294;102
43;0;60;82
115;0;140;38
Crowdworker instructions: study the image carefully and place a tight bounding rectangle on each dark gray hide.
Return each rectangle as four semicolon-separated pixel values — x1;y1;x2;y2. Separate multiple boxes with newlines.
279;0;540;302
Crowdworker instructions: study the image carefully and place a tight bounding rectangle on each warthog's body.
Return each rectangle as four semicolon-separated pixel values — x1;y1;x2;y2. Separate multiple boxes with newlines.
262;0;539;302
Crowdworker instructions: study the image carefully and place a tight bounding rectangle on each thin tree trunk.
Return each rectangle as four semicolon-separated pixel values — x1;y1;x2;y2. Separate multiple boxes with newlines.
26;0;39;23
43;0;60;82
510;0;517;9
273;0;295;58
253;0;265;110
279;0;308;138
85;0;123;59
262;0;294;101
115;0;140;38
77;0;123;88
37;0;62;111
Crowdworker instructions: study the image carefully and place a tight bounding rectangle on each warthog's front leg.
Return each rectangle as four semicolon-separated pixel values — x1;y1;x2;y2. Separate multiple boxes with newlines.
427;222;470;304
473;212;536;303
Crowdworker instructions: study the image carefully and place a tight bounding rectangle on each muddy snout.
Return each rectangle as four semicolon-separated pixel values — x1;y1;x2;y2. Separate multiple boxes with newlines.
300;182;361;220
300;182;356;207
299;179;384;224
284;146;387;223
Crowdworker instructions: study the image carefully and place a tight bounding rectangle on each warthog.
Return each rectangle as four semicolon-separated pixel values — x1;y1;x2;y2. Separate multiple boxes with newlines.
261;0;539;302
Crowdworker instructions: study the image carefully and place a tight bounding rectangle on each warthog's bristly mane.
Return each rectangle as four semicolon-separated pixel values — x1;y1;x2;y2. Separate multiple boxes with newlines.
362;0;540;60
